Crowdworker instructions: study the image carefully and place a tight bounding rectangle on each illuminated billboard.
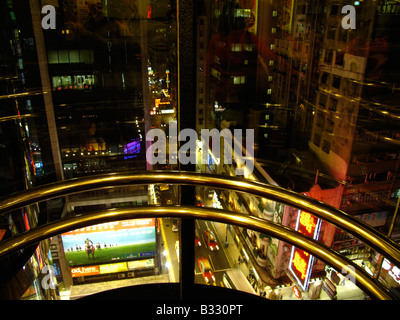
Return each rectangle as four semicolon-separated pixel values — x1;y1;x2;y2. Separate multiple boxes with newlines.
70;259;155;278
124;138;141;159
288;211;322;291
61;219;156;267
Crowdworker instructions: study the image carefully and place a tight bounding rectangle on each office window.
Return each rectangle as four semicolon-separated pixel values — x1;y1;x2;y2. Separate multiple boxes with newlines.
58;50;69;64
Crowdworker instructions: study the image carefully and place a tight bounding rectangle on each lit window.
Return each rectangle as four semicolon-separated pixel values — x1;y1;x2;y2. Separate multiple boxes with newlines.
233;76;245;84
231;43;242;52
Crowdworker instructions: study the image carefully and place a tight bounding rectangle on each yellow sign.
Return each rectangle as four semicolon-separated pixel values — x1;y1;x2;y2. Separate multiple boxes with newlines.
99;262;128;274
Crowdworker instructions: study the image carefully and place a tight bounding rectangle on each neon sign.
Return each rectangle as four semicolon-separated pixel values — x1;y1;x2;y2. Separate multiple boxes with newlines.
299;211;316;235
293;285;302;299
288;210;322;291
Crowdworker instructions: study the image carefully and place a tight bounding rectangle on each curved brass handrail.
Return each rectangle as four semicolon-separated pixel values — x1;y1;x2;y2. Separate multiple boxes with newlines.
0;171;399;268
0;206;394;300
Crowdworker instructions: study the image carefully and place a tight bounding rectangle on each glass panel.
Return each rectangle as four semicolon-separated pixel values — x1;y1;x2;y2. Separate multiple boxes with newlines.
1;0;400;301
195;0;400;300
0;0;179;300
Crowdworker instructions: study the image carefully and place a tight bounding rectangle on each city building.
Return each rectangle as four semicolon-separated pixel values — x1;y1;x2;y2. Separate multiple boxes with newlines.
0;0;399;302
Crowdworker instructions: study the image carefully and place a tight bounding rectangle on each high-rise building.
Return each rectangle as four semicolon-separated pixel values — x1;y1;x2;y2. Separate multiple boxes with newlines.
1;0;399;301
308;1;400;275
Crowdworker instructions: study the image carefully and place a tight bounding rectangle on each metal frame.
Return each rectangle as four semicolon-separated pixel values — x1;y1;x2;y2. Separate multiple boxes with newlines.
1;171;399;267
0;205;395;300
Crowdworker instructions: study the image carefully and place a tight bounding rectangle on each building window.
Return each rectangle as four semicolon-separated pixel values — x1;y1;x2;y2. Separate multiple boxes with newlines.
326;118;334;133
325;49;333;63
313;134;321;147
316;111;324;128
322;140;331;154
211;68;221;80
48;49;94;64
319;93;327;107
332;76;341;90
233;76;246;84
235;9;251;18
330;4;339;15
245;43;255;52
52;74;95;90
231;43;242;52
320;72;329;86
329;97;338;112
335;51;344;66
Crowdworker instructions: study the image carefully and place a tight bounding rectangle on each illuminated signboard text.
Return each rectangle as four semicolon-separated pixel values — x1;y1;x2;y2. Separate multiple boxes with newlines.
288;210;322;291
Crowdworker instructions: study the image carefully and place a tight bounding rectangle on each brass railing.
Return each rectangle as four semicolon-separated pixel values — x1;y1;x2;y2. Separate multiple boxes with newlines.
0;171;399;300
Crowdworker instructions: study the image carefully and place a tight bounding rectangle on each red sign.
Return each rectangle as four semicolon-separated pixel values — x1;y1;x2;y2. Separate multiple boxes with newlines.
288;210;321;291
297;211;318;237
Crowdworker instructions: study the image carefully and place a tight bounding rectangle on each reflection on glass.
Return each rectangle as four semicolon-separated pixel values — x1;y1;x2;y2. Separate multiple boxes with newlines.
0;0;400;300
195;0;400;300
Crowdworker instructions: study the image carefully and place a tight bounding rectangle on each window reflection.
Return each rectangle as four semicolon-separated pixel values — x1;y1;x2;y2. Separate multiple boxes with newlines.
0;0;400;300
195;0;400;300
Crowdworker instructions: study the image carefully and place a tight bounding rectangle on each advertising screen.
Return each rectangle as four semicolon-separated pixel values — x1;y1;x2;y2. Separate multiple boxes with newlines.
61;218;156;267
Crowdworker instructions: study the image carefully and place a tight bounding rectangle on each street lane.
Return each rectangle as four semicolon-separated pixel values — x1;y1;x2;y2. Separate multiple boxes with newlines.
195;219;232;286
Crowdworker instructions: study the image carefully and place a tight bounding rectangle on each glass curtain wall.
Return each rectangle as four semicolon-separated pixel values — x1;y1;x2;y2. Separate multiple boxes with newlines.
0;0;399;300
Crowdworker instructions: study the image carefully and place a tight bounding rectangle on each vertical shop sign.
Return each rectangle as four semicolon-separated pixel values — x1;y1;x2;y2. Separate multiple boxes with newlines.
288;210;322;291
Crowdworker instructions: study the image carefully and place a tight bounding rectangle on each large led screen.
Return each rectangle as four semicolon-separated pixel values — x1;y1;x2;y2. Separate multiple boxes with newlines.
61;218;156;267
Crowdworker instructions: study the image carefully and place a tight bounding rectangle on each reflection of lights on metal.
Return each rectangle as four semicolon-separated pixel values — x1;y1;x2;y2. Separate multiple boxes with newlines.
235;235;240;243
163;250;168;257
242;248;249;262
382;258;392;271
165;261;171;269
252;268;259;281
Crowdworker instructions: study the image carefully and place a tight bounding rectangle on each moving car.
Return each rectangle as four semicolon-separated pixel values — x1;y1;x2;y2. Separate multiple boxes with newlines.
204;229;219;251
197;257;215;284
195;194;205;207
171;218;179;232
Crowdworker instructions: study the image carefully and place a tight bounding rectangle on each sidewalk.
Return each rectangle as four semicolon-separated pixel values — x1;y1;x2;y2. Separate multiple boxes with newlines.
212;220;278;297
213;189;279;287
